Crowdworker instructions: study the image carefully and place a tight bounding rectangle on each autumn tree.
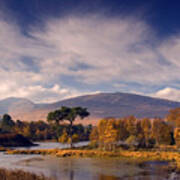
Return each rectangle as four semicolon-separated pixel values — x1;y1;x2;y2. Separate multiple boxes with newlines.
22;125;32;138
59;129;69;143
152;118;172;145
125;116;138;136
71;133;80;143
47;106;89;148
90;127;99;147
103;119;119;150
97;118;119;150
47;109;68;141
174;128;180;147
167;108;180;127
116;119;129;141
97;119;107;148
141;118;152;147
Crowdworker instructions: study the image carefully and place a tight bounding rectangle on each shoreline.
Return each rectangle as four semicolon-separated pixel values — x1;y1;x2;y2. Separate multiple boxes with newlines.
5;148;180;170
3;147;180;180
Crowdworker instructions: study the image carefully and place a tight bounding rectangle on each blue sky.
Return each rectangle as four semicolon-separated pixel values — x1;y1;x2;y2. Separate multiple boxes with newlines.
0;0;180;103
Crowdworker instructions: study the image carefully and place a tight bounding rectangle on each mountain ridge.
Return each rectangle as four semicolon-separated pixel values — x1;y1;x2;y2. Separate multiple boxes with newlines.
0;92;180;123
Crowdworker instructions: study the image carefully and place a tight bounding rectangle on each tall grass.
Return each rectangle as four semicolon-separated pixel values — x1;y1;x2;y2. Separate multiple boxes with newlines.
0;169;53;180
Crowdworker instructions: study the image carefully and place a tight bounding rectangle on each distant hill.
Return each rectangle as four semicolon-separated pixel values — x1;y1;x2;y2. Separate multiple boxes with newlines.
0;97;36;114
0;92;180;124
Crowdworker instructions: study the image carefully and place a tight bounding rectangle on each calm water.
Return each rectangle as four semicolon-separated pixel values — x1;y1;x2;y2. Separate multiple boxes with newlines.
17;141;89;150
0;142;178;180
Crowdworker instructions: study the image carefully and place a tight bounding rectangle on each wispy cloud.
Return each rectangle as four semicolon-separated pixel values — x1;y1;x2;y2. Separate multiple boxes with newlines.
0;13;180;102
31;15;180;85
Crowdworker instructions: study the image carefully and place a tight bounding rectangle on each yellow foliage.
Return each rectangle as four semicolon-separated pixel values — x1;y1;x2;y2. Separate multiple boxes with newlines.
72;134;79;143
58;129;68;143
90;127;99;147
124;116;137;136
174;128;180;146
97;118;119;150
152;119;172;145
167;107;180;127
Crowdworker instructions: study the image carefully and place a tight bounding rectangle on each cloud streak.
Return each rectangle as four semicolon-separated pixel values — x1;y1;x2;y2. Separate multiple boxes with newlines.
0;13;180;102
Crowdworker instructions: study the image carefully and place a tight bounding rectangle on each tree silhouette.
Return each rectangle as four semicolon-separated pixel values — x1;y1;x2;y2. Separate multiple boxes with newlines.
0;114;15;132
47;106;90;148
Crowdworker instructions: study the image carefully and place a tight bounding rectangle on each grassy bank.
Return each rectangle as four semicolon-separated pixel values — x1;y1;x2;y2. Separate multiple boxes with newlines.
6;148;180;168
0;169;53;180
7;149;119;157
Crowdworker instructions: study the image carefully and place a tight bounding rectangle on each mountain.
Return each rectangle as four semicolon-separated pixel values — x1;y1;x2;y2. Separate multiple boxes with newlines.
0;92;180;124
0;97;36;114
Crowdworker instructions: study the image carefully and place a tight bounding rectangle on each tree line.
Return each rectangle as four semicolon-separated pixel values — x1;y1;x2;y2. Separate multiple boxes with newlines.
90;107;180;150
0;106;180;150
90;116;173;150
0;110;91;145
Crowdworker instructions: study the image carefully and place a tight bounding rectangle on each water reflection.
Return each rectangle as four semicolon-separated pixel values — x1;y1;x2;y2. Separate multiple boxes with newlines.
97;175;168;180
43;157;173;180
98;174;120;180
42;157;170;180
68;160;74;180
0;147;175;180
18;141;89;150
69;170;74;180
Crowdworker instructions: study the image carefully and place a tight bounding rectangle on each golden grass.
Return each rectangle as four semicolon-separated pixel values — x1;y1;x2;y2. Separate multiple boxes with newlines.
6;148;180;170
7;149;119;157
0;168;53;180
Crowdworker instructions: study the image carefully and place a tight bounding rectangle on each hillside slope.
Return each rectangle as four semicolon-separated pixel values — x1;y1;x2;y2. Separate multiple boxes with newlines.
0;92;180;123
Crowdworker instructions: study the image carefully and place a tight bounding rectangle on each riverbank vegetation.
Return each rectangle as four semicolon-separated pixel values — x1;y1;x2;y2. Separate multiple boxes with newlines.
90;116;174;150
0;169;52;180
0;112;92;145
0;133;33;147
1;107;180;153
89;107;180;150
5;148;180;171
3;107;180;175
47;106;90;148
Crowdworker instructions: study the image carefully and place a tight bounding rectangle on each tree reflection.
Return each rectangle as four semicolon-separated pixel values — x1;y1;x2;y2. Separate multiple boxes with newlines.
68;159;74;180
98;174;119;180
98;174;154;180
69;169;74;180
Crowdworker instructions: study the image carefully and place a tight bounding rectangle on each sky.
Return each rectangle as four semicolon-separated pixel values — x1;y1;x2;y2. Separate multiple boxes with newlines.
0;0;180;103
